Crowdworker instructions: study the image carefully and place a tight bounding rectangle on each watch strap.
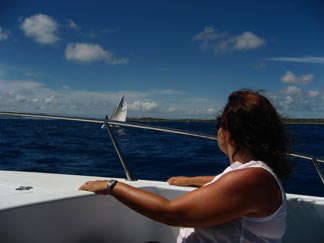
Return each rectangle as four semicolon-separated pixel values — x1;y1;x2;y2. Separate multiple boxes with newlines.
107;179;118;194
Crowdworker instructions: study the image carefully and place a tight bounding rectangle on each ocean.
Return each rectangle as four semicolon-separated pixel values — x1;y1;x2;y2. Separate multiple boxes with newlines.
0;119;323;197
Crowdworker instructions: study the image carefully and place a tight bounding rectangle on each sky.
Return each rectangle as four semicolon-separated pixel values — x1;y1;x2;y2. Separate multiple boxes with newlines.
0;0;324;119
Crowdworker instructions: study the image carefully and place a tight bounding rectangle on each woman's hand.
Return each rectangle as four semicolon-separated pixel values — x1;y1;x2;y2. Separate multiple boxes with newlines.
167;176;192;186
79;180;108;194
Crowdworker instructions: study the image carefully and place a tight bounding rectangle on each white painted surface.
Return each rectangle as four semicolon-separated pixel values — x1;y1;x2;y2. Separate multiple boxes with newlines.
0;170;323;242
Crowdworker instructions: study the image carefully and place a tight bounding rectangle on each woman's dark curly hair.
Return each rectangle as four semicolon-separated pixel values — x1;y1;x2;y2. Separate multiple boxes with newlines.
216;89;292;177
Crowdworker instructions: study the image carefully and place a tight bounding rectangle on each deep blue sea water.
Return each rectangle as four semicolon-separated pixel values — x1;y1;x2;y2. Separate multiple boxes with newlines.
0;119;323;197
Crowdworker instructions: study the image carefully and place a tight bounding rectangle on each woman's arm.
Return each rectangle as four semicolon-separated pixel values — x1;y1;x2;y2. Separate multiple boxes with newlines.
167;176;215;187
79;168;280;228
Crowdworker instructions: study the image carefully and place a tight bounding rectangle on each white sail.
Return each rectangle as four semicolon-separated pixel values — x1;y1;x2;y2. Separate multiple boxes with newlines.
110;95;127;122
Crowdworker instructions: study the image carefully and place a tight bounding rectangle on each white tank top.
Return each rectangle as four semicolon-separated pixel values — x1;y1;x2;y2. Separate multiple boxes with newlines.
177;160;287;243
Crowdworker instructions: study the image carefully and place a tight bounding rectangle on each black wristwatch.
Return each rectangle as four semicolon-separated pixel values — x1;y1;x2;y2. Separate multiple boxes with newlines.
107;179;118;194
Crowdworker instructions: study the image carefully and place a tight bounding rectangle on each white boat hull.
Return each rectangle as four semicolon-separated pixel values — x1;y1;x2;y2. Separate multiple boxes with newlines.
0;170;323;243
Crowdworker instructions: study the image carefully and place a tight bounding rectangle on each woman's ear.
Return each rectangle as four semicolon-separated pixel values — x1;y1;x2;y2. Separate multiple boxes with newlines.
218;128;232;143
224;130;231;142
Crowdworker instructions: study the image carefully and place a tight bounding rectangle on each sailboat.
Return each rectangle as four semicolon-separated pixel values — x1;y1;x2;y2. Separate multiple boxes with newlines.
110;95;127;122
0;112;323;243
101;95;127;128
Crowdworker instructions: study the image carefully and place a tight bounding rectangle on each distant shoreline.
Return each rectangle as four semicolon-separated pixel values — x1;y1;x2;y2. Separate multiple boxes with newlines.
283;119;324;124
1;114;324;124
128;117;324;124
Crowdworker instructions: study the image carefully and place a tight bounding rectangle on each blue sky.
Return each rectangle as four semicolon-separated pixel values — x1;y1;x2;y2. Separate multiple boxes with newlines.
0;0;323;119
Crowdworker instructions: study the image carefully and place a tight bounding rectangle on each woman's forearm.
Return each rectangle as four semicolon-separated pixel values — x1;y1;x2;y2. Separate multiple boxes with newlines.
167;176;214;187
79;175;214;226
80;180;175;224
111;182;175;224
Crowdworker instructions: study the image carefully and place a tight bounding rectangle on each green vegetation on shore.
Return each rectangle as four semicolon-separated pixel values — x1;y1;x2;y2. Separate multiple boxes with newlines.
128;117;324;124
283;119;324;124
128;117;215;123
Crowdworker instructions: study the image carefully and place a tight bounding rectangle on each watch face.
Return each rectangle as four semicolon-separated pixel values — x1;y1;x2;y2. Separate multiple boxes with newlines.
108;180;118;194
108;180;116;186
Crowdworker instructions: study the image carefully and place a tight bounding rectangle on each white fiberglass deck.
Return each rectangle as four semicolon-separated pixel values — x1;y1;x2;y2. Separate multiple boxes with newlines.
0;170;323;243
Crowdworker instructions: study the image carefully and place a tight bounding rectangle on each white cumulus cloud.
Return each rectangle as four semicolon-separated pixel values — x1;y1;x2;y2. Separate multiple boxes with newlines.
20;14;59;45
308;90;319;98
65;43;128;64
233;31;265;50
128;100;158;112
281;86;302;95
65;43;108;62
192;26;227;41
281;71;314;85
0;79;225;119
193;26;265;53
270;86;324;117
0;79;146;117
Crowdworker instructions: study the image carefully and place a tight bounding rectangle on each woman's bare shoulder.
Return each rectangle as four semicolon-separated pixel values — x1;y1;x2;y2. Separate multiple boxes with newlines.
207;167;282;217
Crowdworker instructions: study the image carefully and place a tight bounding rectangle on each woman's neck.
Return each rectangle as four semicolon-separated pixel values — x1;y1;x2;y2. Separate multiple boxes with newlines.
228;146;255;164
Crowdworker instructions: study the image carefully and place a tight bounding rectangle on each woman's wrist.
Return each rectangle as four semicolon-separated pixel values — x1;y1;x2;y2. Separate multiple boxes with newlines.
107;179;118;195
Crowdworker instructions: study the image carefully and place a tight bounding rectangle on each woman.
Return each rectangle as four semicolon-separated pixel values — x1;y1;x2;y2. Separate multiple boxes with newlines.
80;89;291;242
